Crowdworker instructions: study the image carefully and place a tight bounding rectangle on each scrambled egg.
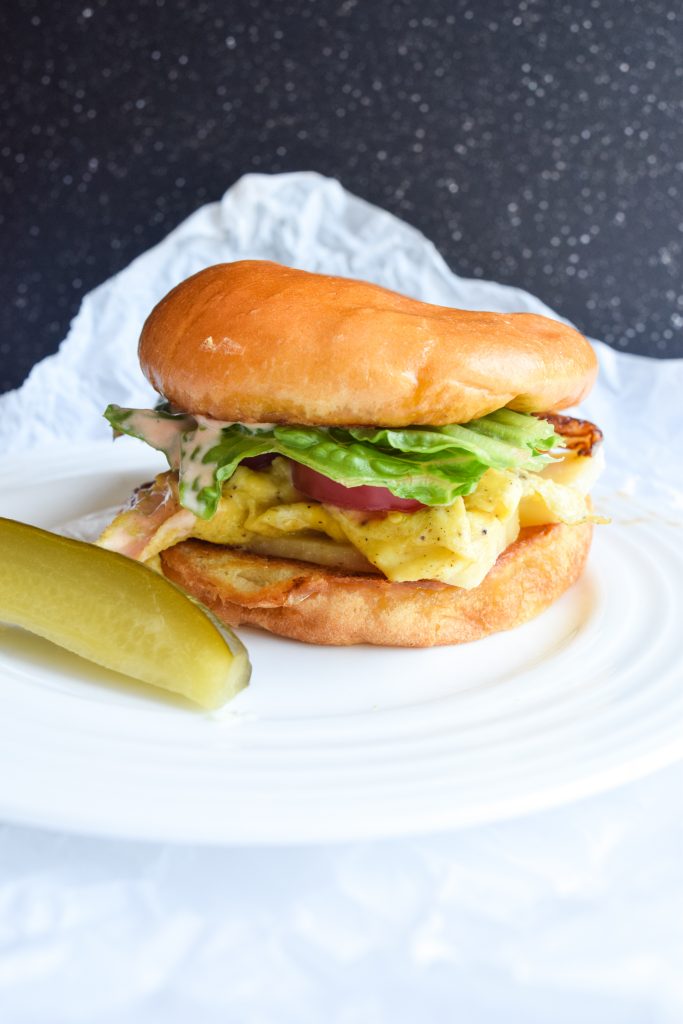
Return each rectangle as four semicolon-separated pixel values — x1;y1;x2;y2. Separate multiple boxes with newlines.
99;454;603;589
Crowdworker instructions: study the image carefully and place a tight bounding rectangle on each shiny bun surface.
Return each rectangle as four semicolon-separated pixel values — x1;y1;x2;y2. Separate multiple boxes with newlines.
139;261;597;425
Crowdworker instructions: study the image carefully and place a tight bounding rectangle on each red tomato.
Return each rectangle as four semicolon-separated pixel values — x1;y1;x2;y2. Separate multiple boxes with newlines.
291;462;424;511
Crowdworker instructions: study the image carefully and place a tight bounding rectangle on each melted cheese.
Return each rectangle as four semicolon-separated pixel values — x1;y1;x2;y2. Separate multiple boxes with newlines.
98;454;603;589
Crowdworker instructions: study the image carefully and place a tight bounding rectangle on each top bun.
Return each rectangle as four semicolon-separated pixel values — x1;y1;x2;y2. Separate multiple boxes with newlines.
139;261;597;426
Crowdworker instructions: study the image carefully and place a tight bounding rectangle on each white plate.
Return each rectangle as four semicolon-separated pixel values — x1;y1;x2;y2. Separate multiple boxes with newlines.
1;440;682;844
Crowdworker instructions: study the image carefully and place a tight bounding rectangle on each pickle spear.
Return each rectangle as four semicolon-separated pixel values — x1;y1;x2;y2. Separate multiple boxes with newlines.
0;517;250;709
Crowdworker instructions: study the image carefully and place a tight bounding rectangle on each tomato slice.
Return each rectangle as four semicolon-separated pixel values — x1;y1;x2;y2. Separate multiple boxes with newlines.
291;462;424;511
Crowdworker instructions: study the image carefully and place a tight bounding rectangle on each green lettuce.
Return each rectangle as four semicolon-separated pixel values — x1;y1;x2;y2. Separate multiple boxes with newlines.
104;405;563;519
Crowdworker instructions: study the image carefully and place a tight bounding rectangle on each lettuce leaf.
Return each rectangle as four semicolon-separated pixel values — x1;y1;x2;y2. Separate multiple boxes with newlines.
104;405;563;519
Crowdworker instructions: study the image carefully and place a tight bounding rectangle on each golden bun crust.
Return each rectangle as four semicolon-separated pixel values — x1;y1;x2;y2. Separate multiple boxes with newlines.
159;522;593;647
140;261;597;426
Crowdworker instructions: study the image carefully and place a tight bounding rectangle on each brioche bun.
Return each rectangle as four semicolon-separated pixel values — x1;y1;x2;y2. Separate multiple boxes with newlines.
140;261;597;426
160;522;593;647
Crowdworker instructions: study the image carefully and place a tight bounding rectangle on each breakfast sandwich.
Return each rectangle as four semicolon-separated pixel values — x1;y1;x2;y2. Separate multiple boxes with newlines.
98;260;604;646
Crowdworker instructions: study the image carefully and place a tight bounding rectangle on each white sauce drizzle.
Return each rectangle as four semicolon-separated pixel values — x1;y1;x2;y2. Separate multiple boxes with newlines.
179;419;228;513
122;410;278;516
123;410;188;469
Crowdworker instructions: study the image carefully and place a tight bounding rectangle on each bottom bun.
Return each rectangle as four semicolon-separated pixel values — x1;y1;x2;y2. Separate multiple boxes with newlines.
159;522;593;647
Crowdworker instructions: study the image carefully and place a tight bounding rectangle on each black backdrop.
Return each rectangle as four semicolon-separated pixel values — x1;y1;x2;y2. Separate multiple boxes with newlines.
3;0;682;392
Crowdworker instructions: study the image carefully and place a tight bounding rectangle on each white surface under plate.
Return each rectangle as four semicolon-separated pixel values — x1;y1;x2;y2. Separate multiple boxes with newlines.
0;439;682;845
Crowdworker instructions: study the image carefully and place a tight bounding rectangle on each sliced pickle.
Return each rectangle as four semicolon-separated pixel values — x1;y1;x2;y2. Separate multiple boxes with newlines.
0;517;250;709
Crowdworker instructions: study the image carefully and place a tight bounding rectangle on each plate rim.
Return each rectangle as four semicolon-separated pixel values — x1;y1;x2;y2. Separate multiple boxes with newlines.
1;441;682;845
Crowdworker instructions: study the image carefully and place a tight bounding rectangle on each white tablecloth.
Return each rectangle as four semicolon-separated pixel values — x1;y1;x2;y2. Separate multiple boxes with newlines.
3;765;683;1023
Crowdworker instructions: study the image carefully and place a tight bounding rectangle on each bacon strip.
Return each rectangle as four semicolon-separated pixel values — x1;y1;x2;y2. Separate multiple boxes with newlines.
97;472;192;560
539;413;603;457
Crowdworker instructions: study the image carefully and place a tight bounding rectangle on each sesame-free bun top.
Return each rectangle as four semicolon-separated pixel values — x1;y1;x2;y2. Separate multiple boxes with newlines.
139;261;597;425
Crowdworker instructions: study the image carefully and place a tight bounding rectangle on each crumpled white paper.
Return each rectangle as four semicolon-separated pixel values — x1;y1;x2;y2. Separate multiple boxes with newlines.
4;172;682;505
1;172;682;1023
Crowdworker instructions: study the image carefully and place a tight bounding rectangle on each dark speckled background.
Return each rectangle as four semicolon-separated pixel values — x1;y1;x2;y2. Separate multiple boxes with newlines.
2;0;682;392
